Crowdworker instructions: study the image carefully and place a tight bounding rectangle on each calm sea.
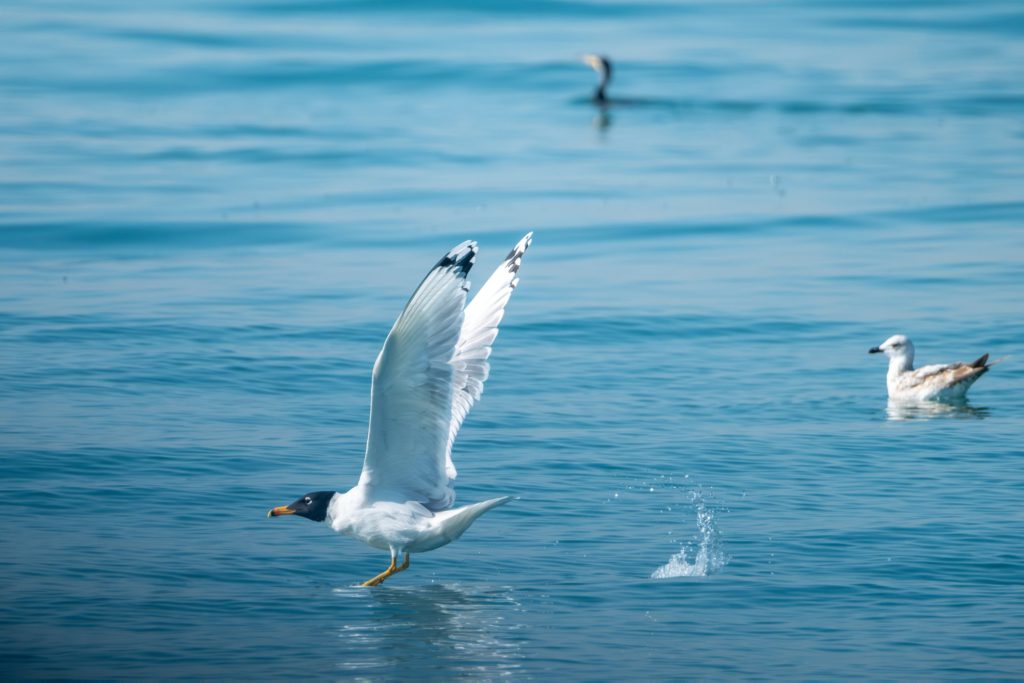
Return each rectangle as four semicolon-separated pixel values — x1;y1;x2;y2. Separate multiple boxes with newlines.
2;0;1023;678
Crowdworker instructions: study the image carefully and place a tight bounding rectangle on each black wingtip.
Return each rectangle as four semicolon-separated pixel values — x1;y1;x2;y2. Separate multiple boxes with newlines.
504;231;533;274
436;240;477;278
971;353;989;369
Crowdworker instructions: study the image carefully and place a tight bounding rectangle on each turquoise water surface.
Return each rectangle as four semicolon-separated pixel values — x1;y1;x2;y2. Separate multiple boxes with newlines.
2;0;1023;678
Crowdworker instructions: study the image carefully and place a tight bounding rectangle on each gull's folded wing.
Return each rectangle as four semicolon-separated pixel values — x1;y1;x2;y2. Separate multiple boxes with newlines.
906;360;988;391
359;241;477;510
444;233;532;480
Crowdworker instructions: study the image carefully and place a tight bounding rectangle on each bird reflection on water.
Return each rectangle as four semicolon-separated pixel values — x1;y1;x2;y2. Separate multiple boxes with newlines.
885;399;989;422
332;583;525;676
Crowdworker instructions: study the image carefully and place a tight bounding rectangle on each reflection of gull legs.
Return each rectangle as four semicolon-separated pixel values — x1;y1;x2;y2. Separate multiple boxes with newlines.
362;552;411;587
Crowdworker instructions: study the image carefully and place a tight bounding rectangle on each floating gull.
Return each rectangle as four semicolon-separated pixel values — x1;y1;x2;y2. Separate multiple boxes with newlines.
269;233;532;586
868;334;994;401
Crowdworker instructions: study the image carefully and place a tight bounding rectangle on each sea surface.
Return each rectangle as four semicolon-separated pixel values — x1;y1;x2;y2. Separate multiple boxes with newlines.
2;0;1023;678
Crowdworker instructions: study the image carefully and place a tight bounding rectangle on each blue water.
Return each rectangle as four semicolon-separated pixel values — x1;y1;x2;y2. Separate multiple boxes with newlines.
2;0;1024;678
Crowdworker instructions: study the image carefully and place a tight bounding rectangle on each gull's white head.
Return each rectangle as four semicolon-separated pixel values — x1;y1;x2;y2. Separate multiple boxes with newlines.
869;334;915;369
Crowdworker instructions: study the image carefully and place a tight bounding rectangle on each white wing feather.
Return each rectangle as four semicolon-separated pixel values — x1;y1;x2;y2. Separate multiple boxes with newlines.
359;241;477;510
444;232;532;480
358;233;532;511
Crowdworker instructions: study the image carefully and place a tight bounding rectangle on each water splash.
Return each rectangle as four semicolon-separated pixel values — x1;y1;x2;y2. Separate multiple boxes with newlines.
651;490;728;579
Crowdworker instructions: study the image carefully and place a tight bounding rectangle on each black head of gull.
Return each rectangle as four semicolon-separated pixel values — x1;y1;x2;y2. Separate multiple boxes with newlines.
268;491;335;522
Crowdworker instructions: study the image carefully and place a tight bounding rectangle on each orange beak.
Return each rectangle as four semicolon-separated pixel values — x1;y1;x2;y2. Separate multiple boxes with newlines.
267;505;295;518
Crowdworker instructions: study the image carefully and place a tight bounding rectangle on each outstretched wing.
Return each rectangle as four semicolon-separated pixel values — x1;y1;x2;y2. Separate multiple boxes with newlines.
359;241;477;510
444;232;532;480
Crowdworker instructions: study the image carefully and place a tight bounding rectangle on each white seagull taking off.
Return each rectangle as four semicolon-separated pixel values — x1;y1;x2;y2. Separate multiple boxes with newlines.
868;334;994;401
269;233;532;586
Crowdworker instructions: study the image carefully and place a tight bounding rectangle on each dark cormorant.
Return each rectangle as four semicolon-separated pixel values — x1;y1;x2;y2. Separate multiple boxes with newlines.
582;54;612;104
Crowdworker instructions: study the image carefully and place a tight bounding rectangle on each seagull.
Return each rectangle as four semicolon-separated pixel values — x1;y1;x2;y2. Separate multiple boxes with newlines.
868;334;994;401
269;233;532;586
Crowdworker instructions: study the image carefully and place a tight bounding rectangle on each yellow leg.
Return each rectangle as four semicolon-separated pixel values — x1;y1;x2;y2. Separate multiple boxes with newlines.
396;553;410;573
361;555;398;587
